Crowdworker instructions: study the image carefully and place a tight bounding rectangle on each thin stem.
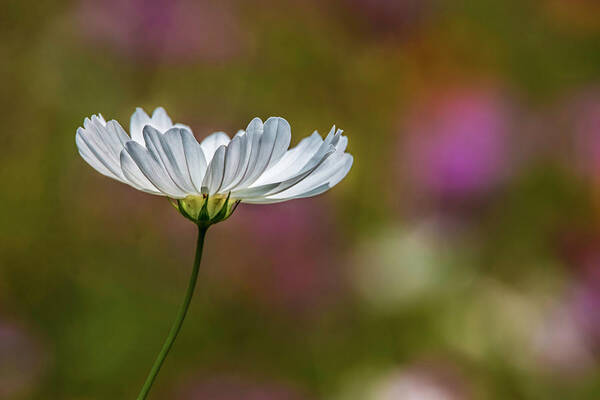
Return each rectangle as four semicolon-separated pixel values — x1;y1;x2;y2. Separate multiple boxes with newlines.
136;225;208;400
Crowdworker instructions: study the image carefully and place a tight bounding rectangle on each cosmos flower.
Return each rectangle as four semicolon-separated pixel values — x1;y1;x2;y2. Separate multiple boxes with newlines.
76;107;353;225
75;106;352;399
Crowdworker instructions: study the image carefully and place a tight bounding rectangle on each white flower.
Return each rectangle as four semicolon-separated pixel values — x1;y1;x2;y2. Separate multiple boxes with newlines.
76;107;353;223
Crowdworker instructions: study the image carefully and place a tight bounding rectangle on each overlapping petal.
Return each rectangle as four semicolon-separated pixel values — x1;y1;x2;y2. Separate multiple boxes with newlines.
76;108;352;203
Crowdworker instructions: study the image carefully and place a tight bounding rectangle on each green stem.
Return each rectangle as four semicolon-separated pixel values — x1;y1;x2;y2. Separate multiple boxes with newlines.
136;225;208;400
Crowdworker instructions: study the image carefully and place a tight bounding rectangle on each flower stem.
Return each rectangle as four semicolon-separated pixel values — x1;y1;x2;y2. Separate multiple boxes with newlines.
136;225;208;400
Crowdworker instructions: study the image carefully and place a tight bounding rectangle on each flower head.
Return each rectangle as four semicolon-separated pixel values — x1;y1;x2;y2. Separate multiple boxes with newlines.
76;107;353;225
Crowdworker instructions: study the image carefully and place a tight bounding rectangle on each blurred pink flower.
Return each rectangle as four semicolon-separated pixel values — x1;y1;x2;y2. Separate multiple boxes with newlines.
534;302;595;376
216;198;346;313
532;231;600;374
175;374;309;400
557;230;600;344
403;88;510;200
0;321;45;398
77;0;243;63
572;270;600;346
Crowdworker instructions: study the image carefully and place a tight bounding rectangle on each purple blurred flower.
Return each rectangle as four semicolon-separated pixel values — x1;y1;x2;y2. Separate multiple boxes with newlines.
534;302;595;375
572;271;600;346
217;198;345;313
531;231;600;374
403;88;510;199
175;375;309;400
0;321;45;398
557;230;600;344
77;0;243;62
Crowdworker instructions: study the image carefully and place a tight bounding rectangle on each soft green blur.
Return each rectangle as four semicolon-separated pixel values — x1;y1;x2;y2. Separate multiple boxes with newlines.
2;1;600;399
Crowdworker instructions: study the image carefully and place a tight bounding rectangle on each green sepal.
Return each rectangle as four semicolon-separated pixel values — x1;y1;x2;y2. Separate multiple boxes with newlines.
197;195;210;223
212;192;231;221
173;193;238;226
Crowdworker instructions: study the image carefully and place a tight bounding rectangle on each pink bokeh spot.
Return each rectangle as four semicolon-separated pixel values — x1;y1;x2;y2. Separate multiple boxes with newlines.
404;88;509;198
224;198;345;313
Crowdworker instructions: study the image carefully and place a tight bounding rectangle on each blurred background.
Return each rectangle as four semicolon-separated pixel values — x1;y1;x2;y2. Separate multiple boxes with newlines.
2;0;600;398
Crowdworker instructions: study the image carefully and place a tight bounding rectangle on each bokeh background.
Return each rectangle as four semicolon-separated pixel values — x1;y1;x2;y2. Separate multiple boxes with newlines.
2;0;600;399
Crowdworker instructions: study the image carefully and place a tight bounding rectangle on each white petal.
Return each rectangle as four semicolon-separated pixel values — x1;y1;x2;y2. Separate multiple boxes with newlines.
159;128;197;193
143;126;195;194
76;123;125;181
76;131;115;179
181;129;207;192
151;107;174;132
243;133;351;203
324;153;353;188
219;135;243;191
238;117;290;187
174;123;193;133
243;154;352;204
130;107;151;144
231;146;335;199
252;131;323;185
125;141;188;198
261;117;291;169
268;153;353;200
200;131;231;162
119;150;161;194
246;117;264;135
253;128;338;188
293;154;353;199
96;114;107;125
232;119;263;188
103;120;130;155
296;127;342;174
76;115;131;183
202;145;226;194
229;183;281;199
220;130;254;192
